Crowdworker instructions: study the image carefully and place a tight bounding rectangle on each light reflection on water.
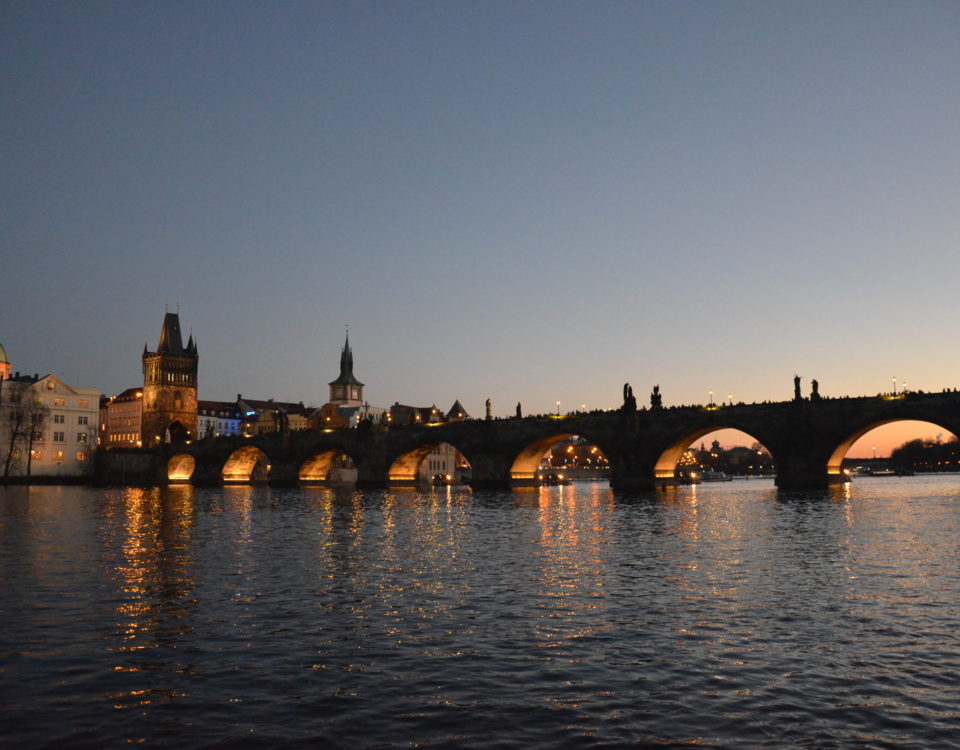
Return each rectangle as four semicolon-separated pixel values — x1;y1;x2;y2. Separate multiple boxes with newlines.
2;478;960;747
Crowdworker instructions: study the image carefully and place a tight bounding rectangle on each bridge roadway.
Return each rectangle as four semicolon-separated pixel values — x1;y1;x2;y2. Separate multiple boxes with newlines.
97;390;960;491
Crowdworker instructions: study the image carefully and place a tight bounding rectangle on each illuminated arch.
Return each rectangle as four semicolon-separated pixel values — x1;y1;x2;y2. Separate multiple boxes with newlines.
167;453;195;482
826;418;959;477
654;426;776;481
222;446;271;483
299;450;356;484
510;433;576;482
387;442;471;485
508;433;611;484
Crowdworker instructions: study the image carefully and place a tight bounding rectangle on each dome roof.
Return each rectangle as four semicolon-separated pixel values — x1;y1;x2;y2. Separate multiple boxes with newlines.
0;341;7;363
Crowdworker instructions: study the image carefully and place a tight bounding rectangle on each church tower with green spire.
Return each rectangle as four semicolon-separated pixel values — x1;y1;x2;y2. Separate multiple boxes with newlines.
328;333;363;407
141;310;198;445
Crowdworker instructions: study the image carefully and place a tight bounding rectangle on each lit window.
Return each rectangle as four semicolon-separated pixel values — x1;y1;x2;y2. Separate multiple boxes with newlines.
78;400;89;408
77;433;87;443
76;451;87;462
53;450;63;461
31;450;42;460
54;397;65;406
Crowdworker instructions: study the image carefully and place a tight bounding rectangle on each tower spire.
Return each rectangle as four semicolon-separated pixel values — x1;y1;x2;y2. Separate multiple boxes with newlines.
329;329;364;405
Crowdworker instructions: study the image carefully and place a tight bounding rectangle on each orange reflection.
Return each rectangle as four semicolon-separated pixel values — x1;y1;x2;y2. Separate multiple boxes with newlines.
108;485;196;709
534;482;614;650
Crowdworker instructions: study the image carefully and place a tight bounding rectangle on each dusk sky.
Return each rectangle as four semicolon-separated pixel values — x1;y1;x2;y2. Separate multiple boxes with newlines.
3;2;959;455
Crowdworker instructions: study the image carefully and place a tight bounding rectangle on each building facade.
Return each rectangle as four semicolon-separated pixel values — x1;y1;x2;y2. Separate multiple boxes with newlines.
100;387;144;447
1;374;100;478
142;311;198;445
197;400;242;439
237;396;314;437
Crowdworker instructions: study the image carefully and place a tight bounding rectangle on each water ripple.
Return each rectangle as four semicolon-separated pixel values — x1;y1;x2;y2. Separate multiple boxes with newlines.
2;478;960;747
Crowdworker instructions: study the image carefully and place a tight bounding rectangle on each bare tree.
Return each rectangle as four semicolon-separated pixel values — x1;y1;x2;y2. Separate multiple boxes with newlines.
76;423;98;477
1;384;49;478
24;400;49;477
3;385;27;477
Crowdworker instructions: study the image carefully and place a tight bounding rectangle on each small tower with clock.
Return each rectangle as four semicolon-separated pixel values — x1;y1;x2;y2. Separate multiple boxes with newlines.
328;332;364;408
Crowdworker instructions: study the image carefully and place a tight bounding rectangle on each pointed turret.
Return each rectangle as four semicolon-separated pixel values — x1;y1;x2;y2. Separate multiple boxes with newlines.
328;333;364;388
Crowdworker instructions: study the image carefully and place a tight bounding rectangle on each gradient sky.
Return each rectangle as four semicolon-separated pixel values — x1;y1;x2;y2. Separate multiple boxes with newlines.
3;2;959;456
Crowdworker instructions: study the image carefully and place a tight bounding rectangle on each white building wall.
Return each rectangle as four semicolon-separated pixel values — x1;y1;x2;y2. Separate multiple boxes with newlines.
1;375;100;478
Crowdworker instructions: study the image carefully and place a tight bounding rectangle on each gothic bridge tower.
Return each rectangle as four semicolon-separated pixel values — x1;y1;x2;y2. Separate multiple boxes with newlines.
142;311;198;445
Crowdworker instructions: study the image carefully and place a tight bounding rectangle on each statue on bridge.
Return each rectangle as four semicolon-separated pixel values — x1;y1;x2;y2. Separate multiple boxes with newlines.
651;384;662;409
794;374;802;402
811;379;821;402
622;383;637;412
516;402;522;418
485;399;492;420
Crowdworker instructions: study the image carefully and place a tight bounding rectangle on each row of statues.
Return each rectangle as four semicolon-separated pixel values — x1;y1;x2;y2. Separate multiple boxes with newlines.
622;383;662;411
794;375;821;402
498;375;824;421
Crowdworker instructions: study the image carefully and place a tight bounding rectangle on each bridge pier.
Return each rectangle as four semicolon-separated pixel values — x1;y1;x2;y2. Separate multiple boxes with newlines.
469;478;513;491
609;475;660;492
773;450;842;491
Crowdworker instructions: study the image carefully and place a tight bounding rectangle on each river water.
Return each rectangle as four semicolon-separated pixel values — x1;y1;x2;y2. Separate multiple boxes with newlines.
2;477;960;748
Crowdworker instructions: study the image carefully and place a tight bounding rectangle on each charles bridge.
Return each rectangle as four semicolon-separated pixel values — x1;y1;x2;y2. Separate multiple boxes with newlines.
97;386;960;491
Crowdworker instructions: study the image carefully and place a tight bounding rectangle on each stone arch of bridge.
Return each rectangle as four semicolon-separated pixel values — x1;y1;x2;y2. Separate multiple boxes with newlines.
167;453;195;482
387;440;471;484
299;449;358;483
826;416;960;477
653;425;778;481
508;432;612;483
222;445;271;483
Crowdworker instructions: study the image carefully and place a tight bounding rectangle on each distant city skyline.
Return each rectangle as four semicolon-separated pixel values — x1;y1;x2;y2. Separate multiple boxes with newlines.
4;2;958;458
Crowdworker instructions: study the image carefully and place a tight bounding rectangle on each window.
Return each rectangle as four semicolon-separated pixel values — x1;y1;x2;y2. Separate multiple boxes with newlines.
53;450;64;461
33;431;44;442
78;400;89;408
53;431;65;442
76;451;87;462
31;450;42;460
53;414;65;424
78;416;88;425
77;433;87;443
54;397;65;406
